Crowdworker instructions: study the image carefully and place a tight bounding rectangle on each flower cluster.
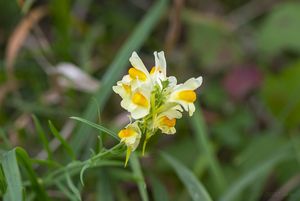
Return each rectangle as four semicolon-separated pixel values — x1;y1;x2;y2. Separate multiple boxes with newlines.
113;51;202;165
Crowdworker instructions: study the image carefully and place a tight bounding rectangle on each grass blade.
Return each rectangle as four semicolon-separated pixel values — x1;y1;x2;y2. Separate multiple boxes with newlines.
32;115;53;160
150;174;170;201
15;148;50;200
2;147;50;201
70;0;169;154
1;149;23;201
70;117;119;140
0;129;11;149
0;165;7;196
48;120;75;160
96;169;114;201
161;152;213;201
130;153;149;201
191;105;226;193
219;153;290;201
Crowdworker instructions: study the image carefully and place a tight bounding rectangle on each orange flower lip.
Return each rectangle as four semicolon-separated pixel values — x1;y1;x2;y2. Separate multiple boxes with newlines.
161;116;176;127
118;128;136;138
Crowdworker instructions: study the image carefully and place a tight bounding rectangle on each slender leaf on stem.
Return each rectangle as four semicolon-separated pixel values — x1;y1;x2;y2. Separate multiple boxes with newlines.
48;120;75;160
32;115;53;160
70;117;119;140
56;181;78;201
70;0;169;154
80;164;90;186
161;152;213;201
130;153;149;201
66;172;82;201
191;105;226;193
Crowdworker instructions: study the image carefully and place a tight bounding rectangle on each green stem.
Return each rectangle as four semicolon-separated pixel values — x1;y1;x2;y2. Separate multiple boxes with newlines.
142;132;151;156
42;143;124;186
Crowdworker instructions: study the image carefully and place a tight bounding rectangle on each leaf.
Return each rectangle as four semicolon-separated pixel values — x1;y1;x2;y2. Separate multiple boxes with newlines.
191;106;226;193
183;9;241;70
32;115;53;160
96;169;114;201
79;164;89;186
70;0;169;154
2;147;50;201
130;153;149;201
219;152;291;201
161;152;213;201
48;120;75;160
56;181;78;201
0;165;7;196
258;2;300;56
70;117;119;140
261;61;300;128
150;174;170;201
1;149;22;201
65;172;82;201
0;128;11;149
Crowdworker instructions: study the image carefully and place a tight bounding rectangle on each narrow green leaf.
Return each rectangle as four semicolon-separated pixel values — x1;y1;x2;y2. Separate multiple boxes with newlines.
70;0;169;154
56;181;78;201
65;173;82;201
0;165;7;196
30;159;61;168
79;164;90;186
70;117;119;140
96;169;114;201
0;129;11;149
191;105;226;193
2;147;50;201
219;153;290;201
161;152;213;201
32;115;53;160
48;120;75;160
15;148;50;200
21;0;35;14
2;150;22;201
130;153;149;201
150;174;170;201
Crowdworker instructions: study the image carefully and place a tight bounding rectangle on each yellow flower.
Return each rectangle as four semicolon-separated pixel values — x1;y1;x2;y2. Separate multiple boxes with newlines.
122;52;152;90
126;87;151;119
113;50;203;164
112;78;132;109
155;105;182;134
118;123;141;151
169;77;203;116
150;51;166;80
118;122;141;166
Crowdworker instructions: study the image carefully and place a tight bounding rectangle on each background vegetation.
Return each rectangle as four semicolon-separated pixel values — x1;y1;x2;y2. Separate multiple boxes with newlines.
1;0;300;200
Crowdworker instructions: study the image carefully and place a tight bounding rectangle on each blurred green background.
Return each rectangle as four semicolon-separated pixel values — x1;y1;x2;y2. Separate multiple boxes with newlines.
1;0;300;200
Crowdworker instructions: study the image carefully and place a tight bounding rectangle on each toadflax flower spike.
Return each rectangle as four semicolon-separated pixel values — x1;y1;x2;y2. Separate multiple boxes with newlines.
113;51;203;165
